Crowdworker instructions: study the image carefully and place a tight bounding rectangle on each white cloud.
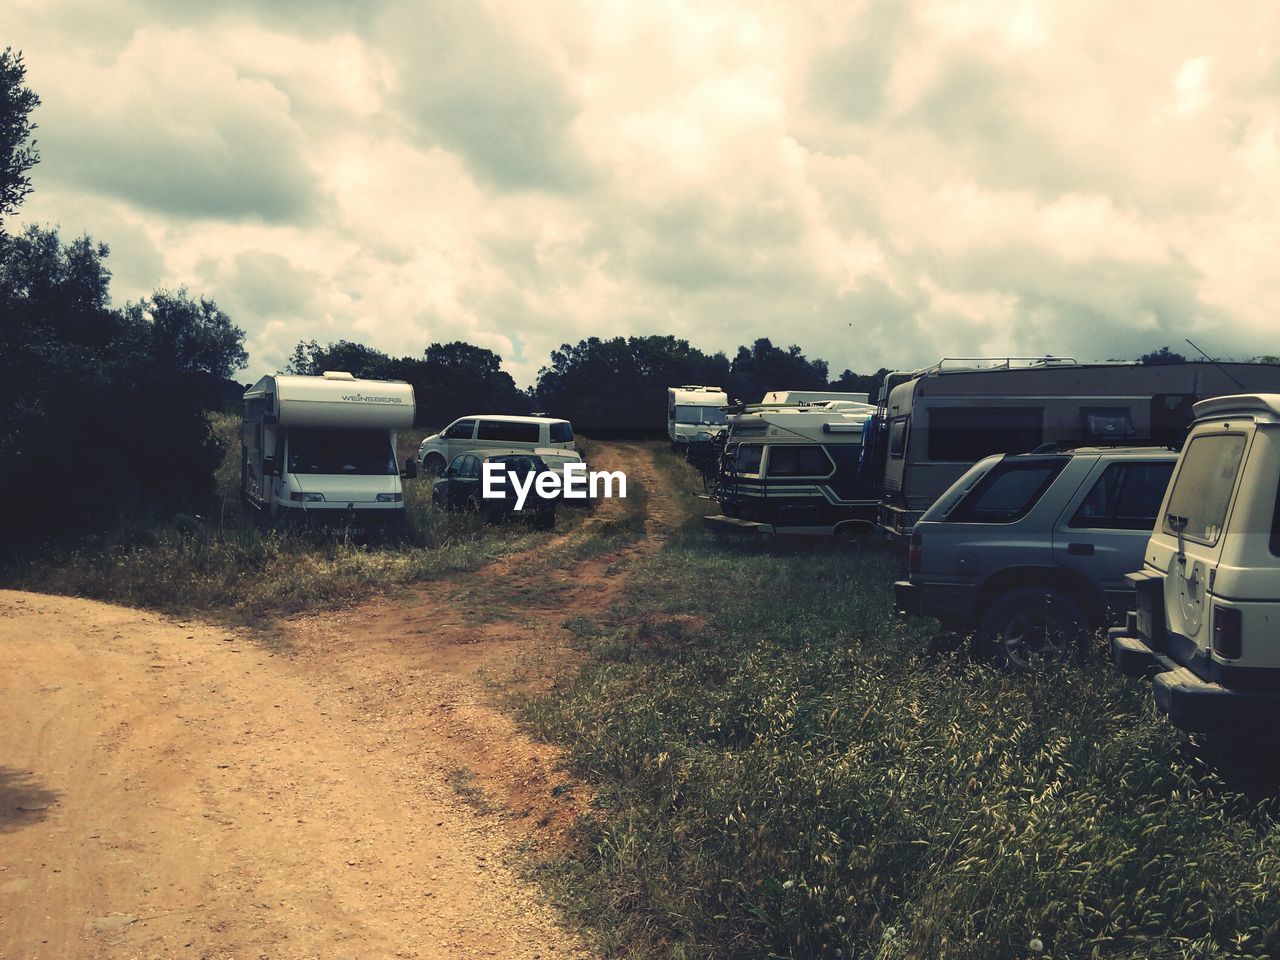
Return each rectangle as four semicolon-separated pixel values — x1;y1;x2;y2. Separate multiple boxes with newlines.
9;0;1280;390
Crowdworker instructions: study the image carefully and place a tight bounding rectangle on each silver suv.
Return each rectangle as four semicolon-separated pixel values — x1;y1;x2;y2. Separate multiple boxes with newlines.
894;446;1178;666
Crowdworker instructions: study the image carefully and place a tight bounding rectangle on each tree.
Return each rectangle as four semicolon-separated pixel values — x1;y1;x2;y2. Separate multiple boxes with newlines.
533;335;730;434
1140;346;1187;365
829;367;891;399
0;47;39;225
728;338;828;403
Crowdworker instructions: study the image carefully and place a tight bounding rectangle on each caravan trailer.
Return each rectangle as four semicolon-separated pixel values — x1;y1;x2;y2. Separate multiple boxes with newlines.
703;399;879;536
874;358;1280;541
668;385;729;446
242;371;416;529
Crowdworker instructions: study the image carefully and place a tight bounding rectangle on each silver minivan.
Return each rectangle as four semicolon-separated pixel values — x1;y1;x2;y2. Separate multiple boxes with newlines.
417;415;575;475
1112;394;1280;733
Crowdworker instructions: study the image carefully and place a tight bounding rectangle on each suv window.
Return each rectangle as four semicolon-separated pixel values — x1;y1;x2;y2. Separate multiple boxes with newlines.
1162;434;1247;545
767;445;833;477
950;458;1067;523
928;407;1043;462
477;419;541;443
443;420;475;440
549;422;574;443
1271;478;1280;557
1071;461;1175;530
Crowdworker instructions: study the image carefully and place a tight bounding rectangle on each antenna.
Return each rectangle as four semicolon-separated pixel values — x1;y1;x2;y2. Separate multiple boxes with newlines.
1185;338;1246;391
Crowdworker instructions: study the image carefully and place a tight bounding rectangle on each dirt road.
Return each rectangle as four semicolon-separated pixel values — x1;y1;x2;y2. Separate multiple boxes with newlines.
0;443;682;959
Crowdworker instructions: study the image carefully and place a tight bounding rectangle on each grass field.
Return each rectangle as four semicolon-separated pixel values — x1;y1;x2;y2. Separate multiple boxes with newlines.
526;457;1280;960
0;415;576;624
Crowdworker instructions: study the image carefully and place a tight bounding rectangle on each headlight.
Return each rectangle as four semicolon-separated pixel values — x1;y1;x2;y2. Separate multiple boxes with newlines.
376;493;403;503
289;492;325;502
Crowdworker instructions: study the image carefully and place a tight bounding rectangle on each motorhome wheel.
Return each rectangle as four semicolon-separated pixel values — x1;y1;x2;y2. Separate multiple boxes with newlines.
977;587;1089;669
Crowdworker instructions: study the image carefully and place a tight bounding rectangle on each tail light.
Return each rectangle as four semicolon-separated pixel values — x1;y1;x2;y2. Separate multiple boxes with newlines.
1212;605;1242;660
908;533;922;573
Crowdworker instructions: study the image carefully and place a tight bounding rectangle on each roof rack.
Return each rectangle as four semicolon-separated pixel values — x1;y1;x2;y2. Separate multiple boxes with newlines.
1029;437;1181;454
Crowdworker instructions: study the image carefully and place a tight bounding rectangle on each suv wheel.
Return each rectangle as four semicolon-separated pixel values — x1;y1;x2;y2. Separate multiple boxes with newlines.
423;453;446;476
977;587;1089;669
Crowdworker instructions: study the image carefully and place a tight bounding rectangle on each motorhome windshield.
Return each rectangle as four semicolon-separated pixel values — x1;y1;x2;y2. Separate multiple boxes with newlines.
675;405;726;425
287;428;397;476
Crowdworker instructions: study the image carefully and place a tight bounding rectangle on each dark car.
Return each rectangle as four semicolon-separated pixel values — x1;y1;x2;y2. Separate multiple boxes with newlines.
432;452;556;529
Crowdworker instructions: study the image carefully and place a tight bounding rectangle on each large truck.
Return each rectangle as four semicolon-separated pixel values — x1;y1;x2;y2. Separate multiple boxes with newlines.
241;371;417;529
871;357;1280;541
703;399;879;536
667;385;729;446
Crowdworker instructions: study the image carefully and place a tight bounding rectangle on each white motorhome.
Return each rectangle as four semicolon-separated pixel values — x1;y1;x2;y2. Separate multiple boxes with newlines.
871;358;1280;541
668;385;729;446
1112;394;1280;734
761;390;870;405
704;400;878;536
241;371;416;528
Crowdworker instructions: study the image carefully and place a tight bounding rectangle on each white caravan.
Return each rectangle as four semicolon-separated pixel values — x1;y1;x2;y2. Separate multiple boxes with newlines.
761;390;870;405
241;371;416;527
668;385;729;445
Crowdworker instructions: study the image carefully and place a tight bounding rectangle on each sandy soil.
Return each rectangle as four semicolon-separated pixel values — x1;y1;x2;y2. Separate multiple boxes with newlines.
0;442;682;960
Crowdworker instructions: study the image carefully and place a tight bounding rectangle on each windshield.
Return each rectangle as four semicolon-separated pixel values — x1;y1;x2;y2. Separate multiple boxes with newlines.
287;428;396;476
675;405;726;425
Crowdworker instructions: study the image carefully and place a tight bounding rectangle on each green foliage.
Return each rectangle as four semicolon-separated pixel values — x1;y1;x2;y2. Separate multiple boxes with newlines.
0;46;39;222
286;337;530;430
728;337;829;403
528;530;1280;960
534;335;732;434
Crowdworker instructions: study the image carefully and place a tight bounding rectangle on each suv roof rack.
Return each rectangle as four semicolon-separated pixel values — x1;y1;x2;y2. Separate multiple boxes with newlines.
1029;437;1181;454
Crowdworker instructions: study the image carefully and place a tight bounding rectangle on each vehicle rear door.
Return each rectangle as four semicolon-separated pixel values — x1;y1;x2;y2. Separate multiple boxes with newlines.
1053;458;1176;617
1158;429;1254;654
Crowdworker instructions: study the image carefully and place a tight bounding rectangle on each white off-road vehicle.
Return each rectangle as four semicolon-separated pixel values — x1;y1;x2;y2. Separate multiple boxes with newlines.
1112;394;1280;733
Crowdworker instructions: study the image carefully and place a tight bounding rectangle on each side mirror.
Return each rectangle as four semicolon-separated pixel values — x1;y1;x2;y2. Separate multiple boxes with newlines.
402;457;418;480
445;466;458;478
263;456;277;477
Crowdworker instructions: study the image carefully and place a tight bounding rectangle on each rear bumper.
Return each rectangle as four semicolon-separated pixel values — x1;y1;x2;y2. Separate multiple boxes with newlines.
1111;631;1280;734
894;579;974;625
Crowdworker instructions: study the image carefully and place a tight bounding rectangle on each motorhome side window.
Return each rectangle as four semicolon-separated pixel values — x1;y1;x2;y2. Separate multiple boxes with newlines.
927;407;1043;462
735;443;763;474
1162;434;1246;545
1070;461;1176;530
888;418;909;458
767;445;833;477
477;419;540;443
549;422;574;443
443;420;475;440
287;429;397;475
951;459;1066;523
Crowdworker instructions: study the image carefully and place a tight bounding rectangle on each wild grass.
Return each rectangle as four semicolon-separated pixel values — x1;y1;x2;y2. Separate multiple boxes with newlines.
526;519;1280;959
0;414;566;623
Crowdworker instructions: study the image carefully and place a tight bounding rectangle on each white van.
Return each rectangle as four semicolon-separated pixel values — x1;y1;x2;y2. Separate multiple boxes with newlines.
417;415;575;475
1112;394;1280;733
241;371;416;528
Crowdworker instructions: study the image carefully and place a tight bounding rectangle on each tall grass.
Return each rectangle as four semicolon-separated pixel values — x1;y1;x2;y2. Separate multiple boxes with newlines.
1;414;559;622
527;530;1280;959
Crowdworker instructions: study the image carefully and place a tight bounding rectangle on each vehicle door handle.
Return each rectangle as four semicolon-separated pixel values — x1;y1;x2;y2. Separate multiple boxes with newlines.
1067;542;1095;557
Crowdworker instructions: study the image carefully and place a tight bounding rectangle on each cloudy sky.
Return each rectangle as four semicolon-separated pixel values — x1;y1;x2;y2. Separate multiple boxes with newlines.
9;0;1280;385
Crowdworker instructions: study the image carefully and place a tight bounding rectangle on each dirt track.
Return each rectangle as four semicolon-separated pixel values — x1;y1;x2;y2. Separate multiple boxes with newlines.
0;443;678;959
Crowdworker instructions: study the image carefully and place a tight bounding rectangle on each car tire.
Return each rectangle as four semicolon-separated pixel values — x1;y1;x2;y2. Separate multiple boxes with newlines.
976;587;1089;669
423;453;447;476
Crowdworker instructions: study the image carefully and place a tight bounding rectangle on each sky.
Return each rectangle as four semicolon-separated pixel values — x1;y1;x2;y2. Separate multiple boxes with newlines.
8;0;1280;386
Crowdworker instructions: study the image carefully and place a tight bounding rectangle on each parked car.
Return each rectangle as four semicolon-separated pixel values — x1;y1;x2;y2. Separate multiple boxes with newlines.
1111;394;1280;734
895;445;1178;667
431;452;557;529
418;415;574;475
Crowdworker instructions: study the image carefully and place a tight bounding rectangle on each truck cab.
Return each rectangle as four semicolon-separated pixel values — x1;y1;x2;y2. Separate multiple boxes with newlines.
1112;394;1280;733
